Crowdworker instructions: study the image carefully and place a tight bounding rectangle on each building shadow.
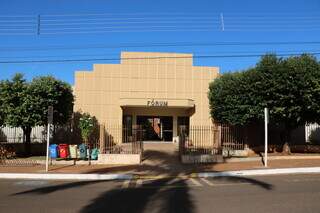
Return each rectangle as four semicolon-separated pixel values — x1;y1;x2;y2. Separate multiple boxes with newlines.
13;180;107;195
12;173;272;213
80;178;194;213
213;176;273;190
12;144;273;213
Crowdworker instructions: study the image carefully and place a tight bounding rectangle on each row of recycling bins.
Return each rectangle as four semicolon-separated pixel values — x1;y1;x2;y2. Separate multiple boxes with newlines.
49;144;99;160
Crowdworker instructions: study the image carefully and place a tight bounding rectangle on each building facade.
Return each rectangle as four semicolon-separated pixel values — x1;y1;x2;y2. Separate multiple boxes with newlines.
74;52;219;143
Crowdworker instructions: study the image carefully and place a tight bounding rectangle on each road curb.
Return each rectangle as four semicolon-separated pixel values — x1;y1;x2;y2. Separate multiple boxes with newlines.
0;173;133;181
2;155;320;165
0;167;320;181
224;155;320;163
197;167;320;178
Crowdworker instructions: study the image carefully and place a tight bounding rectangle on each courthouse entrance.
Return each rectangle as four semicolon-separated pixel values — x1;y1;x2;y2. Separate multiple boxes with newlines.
136;116;173;142
121;98;196;143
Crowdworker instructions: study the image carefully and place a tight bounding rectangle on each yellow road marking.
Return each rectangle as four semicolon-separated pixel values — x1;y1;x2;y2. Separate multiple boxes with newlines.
189;178;202;186
121;180;130;189
201;178;214;186
135;179;143;187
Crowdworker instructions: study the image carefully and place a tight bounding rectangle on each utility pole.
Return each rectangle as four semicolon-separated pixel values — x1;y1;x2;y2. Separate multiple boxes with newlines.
46;106;53;172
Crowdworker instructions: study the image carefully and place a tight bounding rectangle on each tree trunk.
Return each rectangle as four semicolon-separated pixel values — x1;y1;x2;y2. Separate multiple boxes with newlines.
88;142;91;166
23;126;32;157
281;125;292;154
85;139;91;165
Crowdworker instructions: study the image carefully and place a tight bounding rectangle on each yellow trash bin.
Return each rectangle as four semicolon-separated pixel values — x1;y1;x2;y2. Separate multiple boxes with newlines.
69;145;78;159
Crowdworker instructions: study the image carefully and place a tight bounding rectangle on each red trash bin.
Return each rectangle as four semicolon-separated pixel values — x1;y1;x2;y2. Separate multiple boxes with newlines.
58;144;69;158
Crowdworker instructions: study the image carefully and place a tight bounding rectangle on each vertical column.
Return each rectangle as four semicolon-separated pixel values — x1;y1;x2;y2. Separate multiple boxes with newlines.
99;124;105;154
173;115;178;143
119;109;123;144
132;113;137;126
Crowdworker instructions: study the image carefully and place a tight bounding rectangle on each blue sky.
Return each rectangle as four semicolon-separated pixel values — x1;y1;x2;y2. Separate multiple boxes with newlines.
0;0;320;84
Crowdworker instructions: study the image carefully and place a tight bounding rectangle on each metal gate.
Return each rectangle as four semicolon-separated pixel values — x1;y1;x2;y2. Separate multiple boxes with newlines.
101;124;144;154
179;125;221;156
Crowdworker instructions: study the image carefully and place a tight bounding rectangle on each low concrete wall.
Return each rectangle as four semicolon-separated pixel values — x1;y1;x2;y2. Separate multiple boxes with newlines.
248;144;320;154
97;153;141;165
1;159;99;166
222;149;249;157
181;154;224;164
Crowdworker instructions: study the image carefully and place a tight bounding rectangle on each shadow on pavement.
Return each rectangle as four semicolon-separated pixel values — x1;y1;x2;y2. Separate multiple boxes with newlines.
12;147;274;212
85;149;201;175
80;178;195;213
213;176;273;190
12;174;272;213
12;180;107;195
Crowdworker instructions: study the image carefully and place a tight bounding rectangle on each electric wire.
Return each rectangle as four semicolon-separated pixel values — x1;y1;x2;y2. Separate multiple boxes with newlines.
1;49;319;59
2;41;320;52
1;13;320;35
0;52;319;64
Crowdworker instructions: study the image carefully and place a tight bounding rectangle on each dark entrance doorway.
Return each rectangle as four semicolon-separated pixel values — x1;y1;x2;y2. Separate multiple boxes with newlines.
137;116;173;141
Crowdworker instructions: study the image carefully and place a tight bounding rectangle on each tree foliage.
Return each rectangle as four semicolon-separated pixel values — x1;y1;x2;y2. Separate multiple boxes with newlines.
0;74;31;128
0;80;7;127
78;112;96;164
209;54;320;144
28;76;74;126
0;73;74;155
78;113;95;144
209;68;265;125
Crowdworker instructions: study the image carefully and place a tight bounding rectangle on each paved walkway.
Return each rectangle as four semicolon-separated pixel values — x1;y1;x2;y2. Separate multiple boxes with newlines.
1;142;320;175
2;174;320;212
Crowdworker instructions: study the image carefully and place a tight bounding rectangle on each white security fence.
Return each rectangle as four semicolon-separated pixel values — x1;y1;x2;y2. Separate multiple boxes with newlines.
0;126;46;143
305;123;320;144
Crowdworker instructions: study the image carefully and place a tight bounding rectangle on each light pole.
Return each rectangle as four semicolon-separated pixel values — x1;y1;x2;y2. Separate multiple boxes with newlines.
264;107;268;167
46;106;53;172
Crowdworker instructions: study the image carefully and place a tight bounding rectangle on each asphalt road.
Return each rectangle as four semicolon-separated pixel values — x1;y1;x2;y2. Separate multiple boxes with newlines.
0;174;319;213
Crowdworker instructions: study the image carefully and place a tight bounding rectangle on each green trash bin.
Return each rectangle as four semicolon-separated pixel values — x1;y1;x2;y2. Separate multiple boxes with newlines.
91;148;99;160
69;145;78;159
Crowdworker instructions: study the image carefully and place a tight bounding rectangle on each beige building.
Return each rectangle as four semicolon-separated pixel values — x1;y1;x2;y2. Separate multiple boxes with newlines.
74;52;219;143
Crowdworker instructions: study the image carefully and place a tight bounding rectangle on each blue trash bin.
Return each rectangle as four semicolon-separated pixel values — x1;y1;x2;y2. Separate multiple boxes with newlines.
49;144;58;158
78;143;87;159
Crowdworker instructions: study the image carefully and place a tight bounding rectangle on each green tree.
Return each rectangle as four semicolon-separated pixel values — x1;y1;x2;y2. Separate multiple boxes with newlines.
0;74;74;156
78;113;95;164
208;68;263;125
0;80;5;127
0;74;32;154
209;54;320;147
28;76;74;126
257;54;320;146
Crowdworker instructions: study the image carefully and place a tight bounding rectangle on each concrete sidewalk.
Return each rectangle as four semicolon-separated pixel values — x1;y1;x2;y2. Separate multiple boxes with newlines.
1;143;320;179
1;158;320;176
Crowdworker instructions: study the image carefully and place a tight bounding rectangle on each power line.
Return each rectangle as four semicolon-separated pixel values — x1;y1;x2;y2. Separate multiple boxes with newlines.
43;25;217;31
42;17;220;22
0;52;319;64
41;29;215;35
1;49;319;59
2;41;320;51
42;12;221;17
9;12;320;20
25;28;320;35
2;13;320;35
43;20;220;26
